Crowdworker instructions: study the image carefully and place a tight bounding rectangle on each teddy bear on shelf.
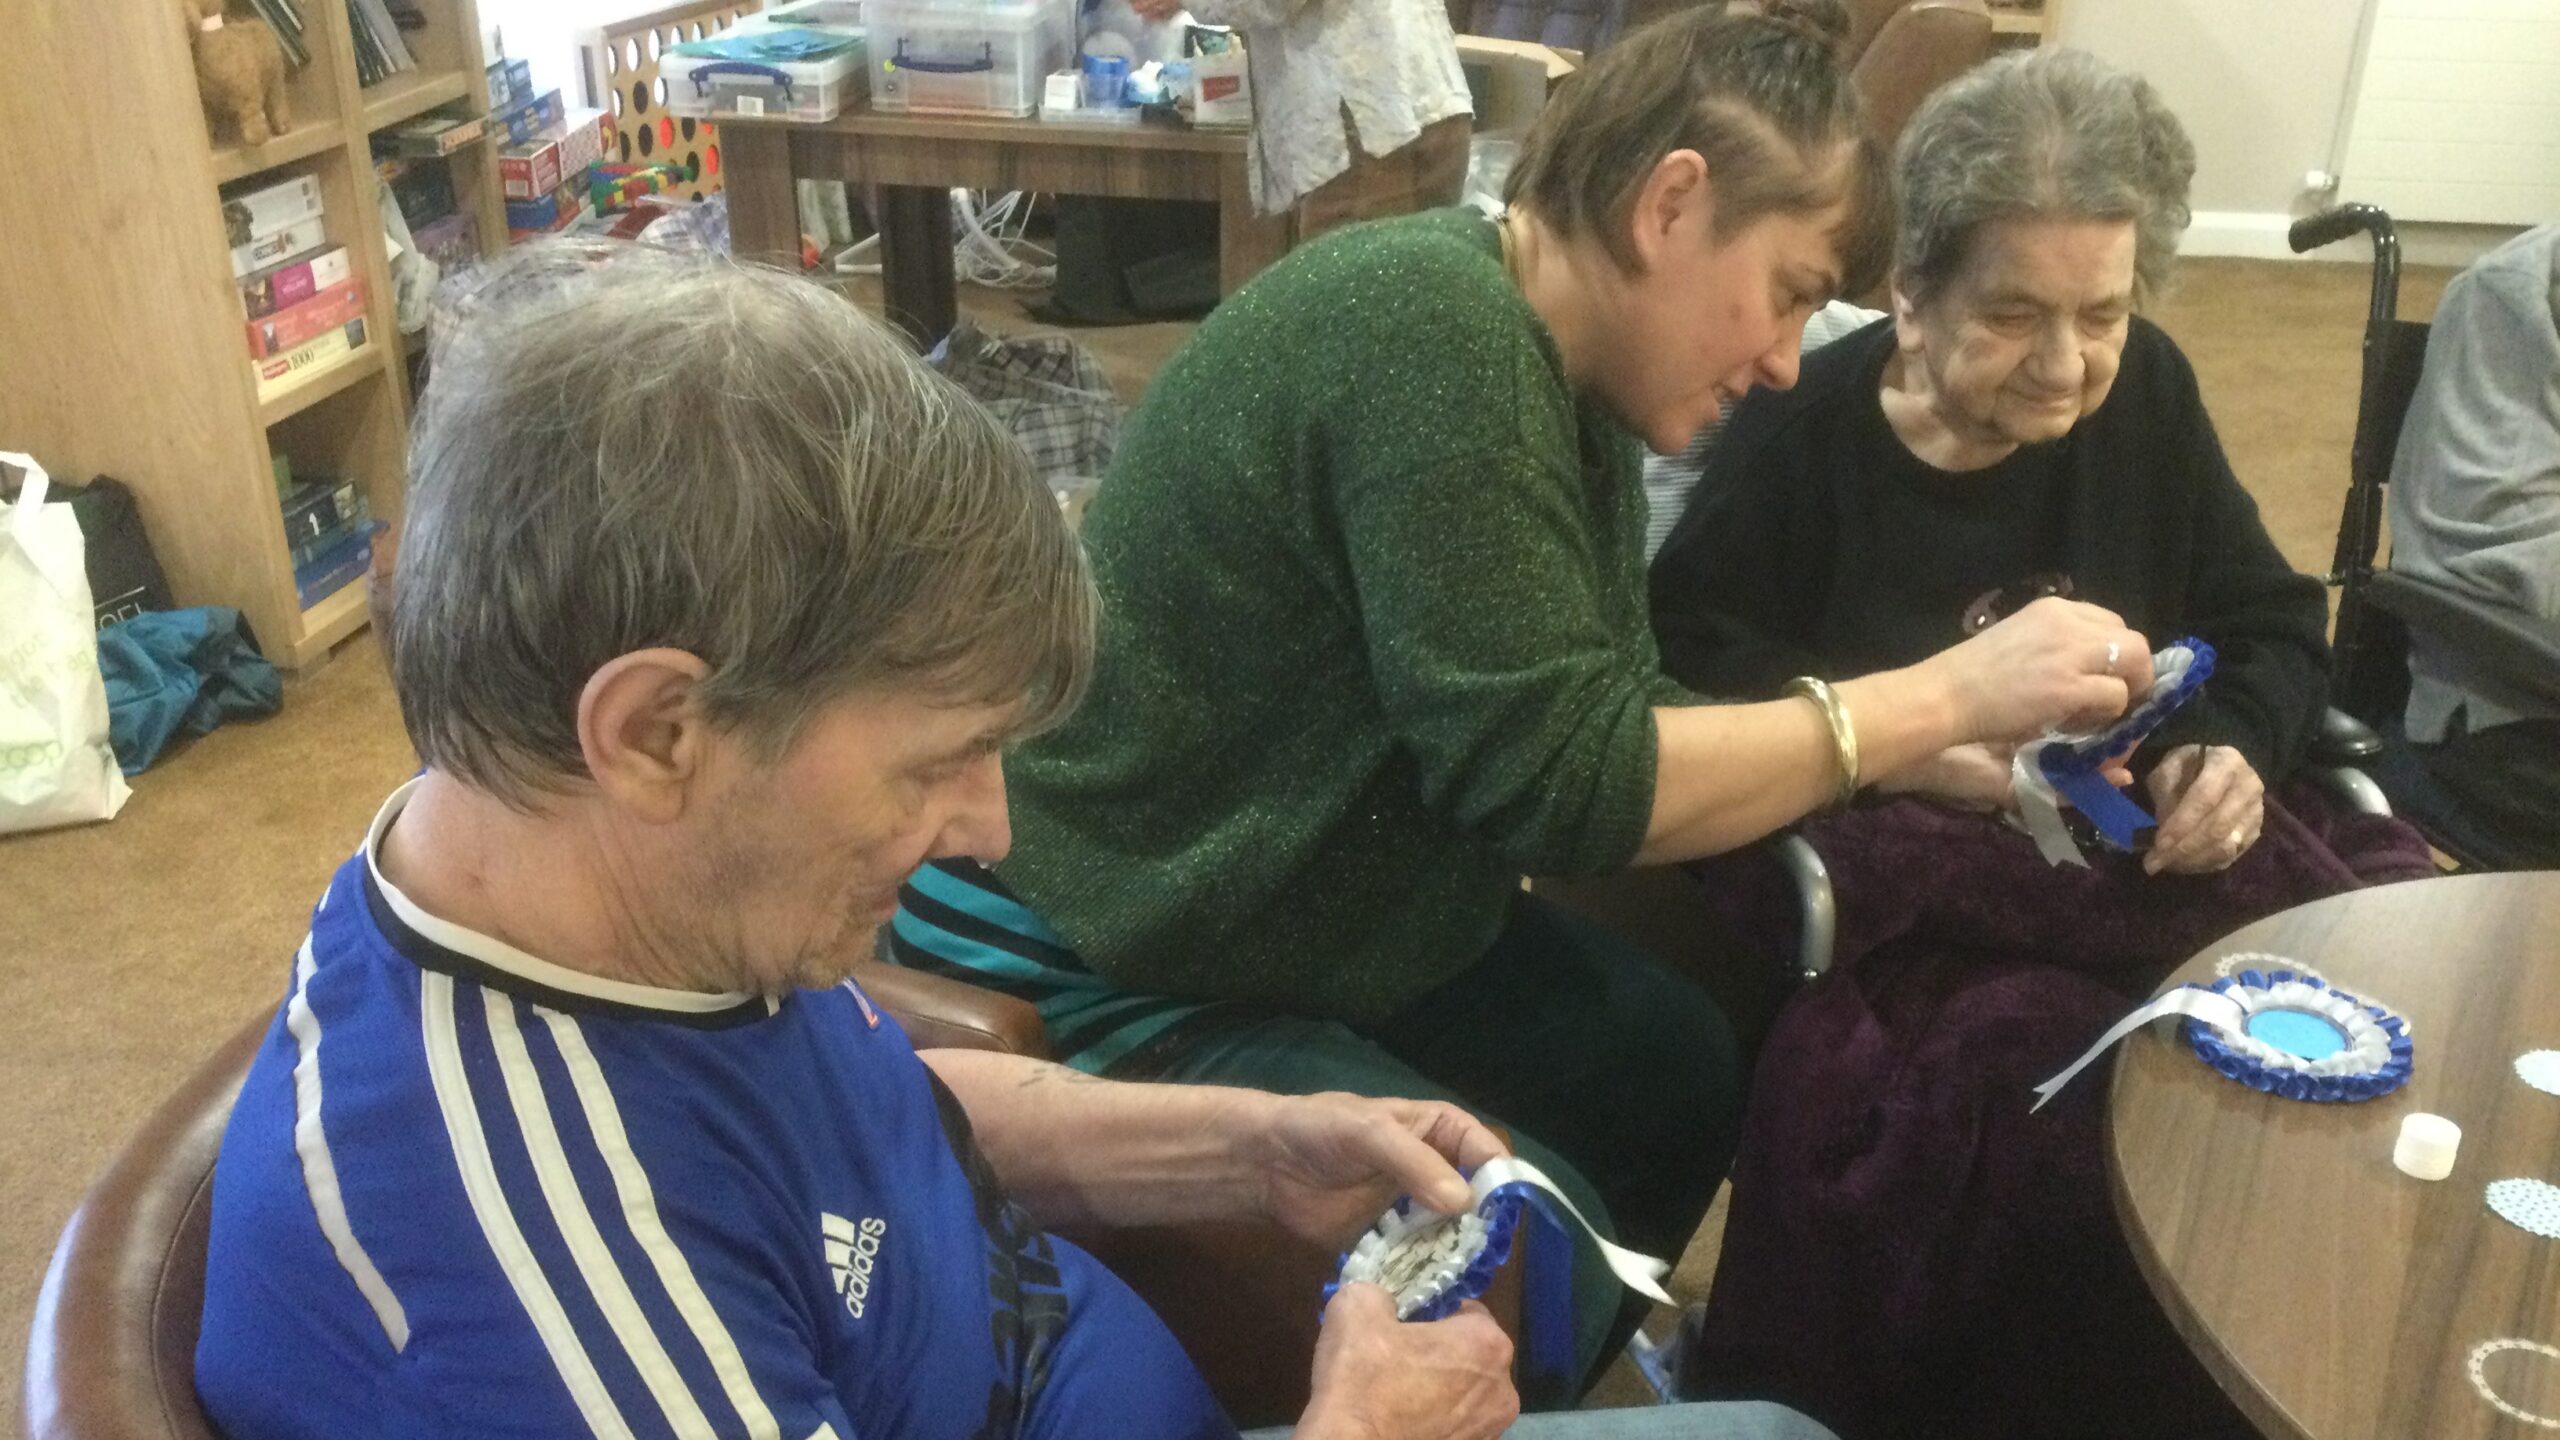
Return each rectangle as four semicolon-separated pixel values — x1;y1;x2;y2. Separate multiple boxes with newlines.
183;0;292;147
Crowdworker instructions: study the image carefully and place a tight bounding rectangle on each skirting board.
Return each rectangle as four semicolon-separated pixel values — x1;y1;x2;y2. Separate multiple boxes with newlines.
2187;211;2526;270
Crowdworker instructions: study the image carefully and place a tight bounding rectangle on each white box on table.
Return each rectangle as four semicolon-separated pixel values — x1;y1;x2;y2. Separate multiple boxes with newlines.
663;28;867;122
870;0;1072;118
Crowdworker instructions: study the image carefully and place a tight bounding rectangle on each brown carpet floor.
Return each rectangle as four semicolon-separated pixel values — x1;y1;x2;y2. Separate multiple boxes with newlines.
0;256;2449;1429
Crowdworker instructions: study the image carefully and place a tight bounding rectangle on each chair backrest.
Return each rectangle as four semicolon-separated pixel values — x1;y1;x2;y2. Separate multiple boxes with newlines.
2329;316;2434;725
1850;0;1995;156
1842;0;1915;64
22;1016;264;1440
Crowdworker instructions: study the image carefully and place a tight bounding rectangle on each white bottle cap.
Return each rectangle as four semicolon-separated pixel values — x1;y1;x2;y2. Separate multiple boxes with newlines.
2394;1112;2461;1181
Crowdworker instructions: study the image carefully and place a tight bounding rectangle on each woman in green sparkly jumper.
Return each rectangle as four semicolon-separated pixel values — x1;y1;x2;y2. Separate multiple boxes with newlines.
887;2;2161;1390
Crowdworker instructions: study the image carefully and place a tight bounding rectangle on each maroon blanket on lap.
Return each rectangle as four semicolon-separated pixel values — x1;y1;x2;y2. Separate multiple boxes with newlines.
1673;784;2435;1440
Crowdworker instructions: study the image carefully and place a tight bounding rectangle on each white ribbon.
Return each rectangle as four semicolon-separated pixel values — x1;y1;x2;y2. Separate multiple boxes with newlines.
2010;745;2088;869
1469;1155;1674;1306
2029;986;2247;1113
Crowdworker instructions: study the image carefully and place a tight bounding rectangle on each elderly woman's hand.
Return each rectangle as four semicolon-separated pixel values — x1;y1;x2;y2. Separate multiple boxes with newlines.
1920;595;2154;745
2142;744;2264;874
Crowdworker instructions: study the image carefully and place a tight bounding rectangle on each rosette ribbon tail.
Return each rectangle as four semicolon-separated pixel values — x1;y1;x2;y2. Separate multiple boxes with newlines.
2030;986;2248;1112
1471;1156;1674;1306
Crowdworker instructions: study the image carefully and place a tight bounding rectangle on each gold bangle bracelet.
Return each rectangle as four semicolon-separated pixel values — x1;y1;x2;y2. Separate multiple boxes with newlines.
1783;675;1860;814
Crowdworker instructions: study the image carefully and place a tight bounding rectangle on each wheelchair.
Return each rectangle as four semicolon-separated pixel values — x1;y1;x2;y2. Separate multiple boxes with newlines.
2287;203;2560;870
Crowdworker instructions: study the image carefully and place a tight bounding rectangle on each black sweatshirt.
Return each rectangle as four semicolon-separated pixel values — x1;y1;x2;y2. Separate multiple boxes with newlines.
1649;316;2331;781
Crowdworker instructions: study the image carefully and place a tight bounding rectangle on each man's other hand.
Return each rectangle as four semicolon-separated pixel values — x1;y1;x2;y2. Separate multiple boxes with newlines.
1296;1283;1518;1440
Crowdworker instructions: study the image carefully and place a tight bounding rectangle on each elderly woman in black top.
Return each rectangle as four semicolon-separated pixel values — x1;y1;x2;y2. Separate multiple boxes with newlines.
1651;46;2323;871
1652;48;2430;1440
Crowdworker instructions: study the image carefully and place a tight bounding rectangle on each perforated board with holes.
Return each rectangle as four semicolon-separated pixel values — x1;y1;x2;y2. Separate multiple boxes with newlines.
577;0;761;204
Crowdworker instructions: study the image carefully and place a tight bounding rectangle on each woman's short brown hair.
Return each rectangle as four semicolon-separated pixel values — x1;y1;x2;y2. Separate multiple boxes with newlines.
1502;2;1892;298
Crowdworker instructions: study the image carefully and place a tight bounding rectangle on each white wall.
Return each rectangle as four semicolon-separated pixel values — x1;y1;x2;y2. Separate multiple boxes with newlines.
2058;0;2372;259
2339;0;2560;226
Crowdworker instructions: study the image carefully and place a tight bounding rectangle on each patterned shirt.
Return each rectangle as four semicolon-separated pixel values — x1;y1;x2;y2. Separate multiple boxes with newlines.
1193;0;1473;213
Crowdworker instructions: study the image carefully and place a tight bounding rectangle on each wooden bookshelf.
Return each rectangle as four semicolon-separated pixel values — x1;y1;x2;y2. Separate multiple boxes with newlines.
361;68;473;132
2;0;506;670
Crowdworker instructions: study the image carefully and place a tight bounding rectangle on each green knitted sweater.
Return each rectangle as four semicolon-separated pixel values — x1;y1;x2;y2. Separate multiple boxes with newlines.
994;208;1692;1026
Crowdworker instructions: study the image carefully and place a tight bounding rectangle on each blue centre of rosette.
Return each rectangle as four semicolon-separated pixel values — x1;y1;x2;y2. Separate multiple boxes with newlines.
2244;1007;2349;1060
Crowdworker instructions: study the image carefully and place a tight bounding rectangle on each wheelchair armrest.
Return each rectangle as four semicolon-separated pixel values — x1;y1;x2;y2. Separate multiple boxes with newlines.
2313;705;2386;764
2368;571;2560;714
1772;832;1836;982
2303;764;2394;817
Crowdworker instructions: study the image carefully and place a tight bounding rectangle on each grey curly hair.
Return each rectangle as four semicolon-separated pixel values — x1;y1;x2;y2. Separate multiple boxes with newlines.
1892;47;2196;310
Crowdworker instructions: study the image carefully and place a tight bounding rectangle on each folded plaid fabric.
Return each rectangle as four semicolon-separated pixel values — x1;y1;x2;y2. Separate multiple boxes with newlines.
929;319;1122;489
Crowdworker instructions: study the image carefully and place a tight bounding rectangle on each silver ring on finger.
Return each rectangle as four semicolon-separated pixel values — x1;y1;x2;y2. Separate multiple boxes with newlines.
2104;640;2121;671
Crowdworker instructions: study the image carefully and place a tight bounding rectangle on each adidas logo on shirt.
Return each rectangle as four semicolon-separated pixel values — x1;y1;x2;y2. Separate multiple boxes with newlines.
823;1212;888;1319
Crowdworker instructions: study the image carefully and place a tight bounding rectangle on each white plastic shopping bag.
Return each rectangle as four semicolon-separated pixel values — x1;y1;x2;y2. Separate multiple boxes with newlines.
1;451;131;832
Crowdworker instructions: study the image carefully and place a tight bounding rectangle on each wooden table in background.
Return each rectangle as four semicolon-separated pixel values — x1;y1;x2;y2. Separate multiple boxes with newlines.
2111;872;2560;1440
719;110;1289;347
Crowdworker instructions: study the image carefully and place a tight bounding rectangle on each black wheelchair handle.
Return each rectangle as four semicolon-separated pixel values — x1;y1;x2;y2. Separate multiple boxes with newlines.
2290;203;2395;255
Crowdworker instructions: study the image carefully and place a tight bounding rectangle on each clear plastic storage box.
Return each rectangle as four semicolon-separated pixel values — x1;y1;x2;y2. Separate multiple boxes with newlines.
870;0;1073;117
662;28;868;123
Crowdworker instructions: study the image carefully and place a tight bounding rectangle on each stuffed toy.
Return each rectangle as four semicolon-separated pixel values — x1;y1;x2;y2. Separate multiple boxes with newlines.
183;0;292;147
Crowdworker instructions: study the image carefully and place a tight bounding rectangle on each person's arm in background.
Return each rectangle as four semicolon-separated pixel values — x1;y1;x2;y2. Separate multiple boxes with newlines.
1127;0;1303;30
2136;334;2332;874
919;1051;1523;1440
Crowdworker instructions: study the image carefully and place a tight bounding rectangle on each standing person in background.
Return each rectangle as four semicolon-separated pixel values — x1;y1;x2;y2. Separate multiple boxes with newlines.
1129;0;1474;239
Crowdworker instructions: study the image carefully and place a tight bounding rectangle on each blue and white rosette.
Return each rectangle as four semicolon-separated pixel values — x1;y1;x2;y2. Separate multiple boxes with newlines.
1330;1156;1673;1322
2013;638;2218;867
2032;957;2413;1110
2182;966;2413;1102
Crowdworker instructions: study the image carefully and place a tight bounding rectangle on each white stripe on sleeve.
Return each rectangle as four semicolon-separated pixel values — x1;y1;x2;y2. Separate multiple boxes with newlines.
287;935;411;1351
541;1009;785;1440
482;989;722;1439
420;973;636;1440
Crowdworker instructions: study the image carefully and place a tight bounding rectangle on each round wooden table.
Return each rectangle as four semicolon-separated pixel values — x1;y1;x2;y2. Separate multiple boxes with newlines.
2111;872;2560;1439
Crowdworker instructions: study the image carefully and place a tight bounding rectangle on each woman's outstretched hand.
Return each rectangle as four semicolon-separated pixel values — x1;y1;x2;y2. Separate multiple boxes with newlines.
1919;596;2153;746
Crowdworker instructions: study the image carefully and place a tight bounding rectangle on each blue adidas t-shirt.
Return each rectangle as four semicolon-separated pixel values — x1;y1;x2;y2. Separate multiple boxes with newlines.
196;782;1236;1440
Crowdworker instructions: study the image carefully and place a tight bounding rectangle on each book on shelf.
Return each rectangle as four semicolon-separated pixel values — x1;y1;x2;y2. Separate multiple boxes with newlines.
294;520;385;607
279;474;362;546
288;492;376;569
245;0;311;68
239;244;353;320
254;316;370;399
347;0;418;86
377;111;485;158
219;173;323;248
246;278;368;358
230;215;328;280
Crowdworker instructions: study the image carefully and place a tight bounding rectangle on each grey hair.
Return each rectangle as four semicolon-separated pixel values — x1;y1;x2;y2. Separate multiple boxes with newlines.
1893;47;2196;310
393;241;1095;808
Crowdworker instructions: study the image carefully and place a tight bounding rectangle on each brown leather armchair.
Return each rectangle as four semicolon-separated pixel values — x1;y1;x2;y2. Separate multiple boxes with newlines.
21;963;1517;1439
